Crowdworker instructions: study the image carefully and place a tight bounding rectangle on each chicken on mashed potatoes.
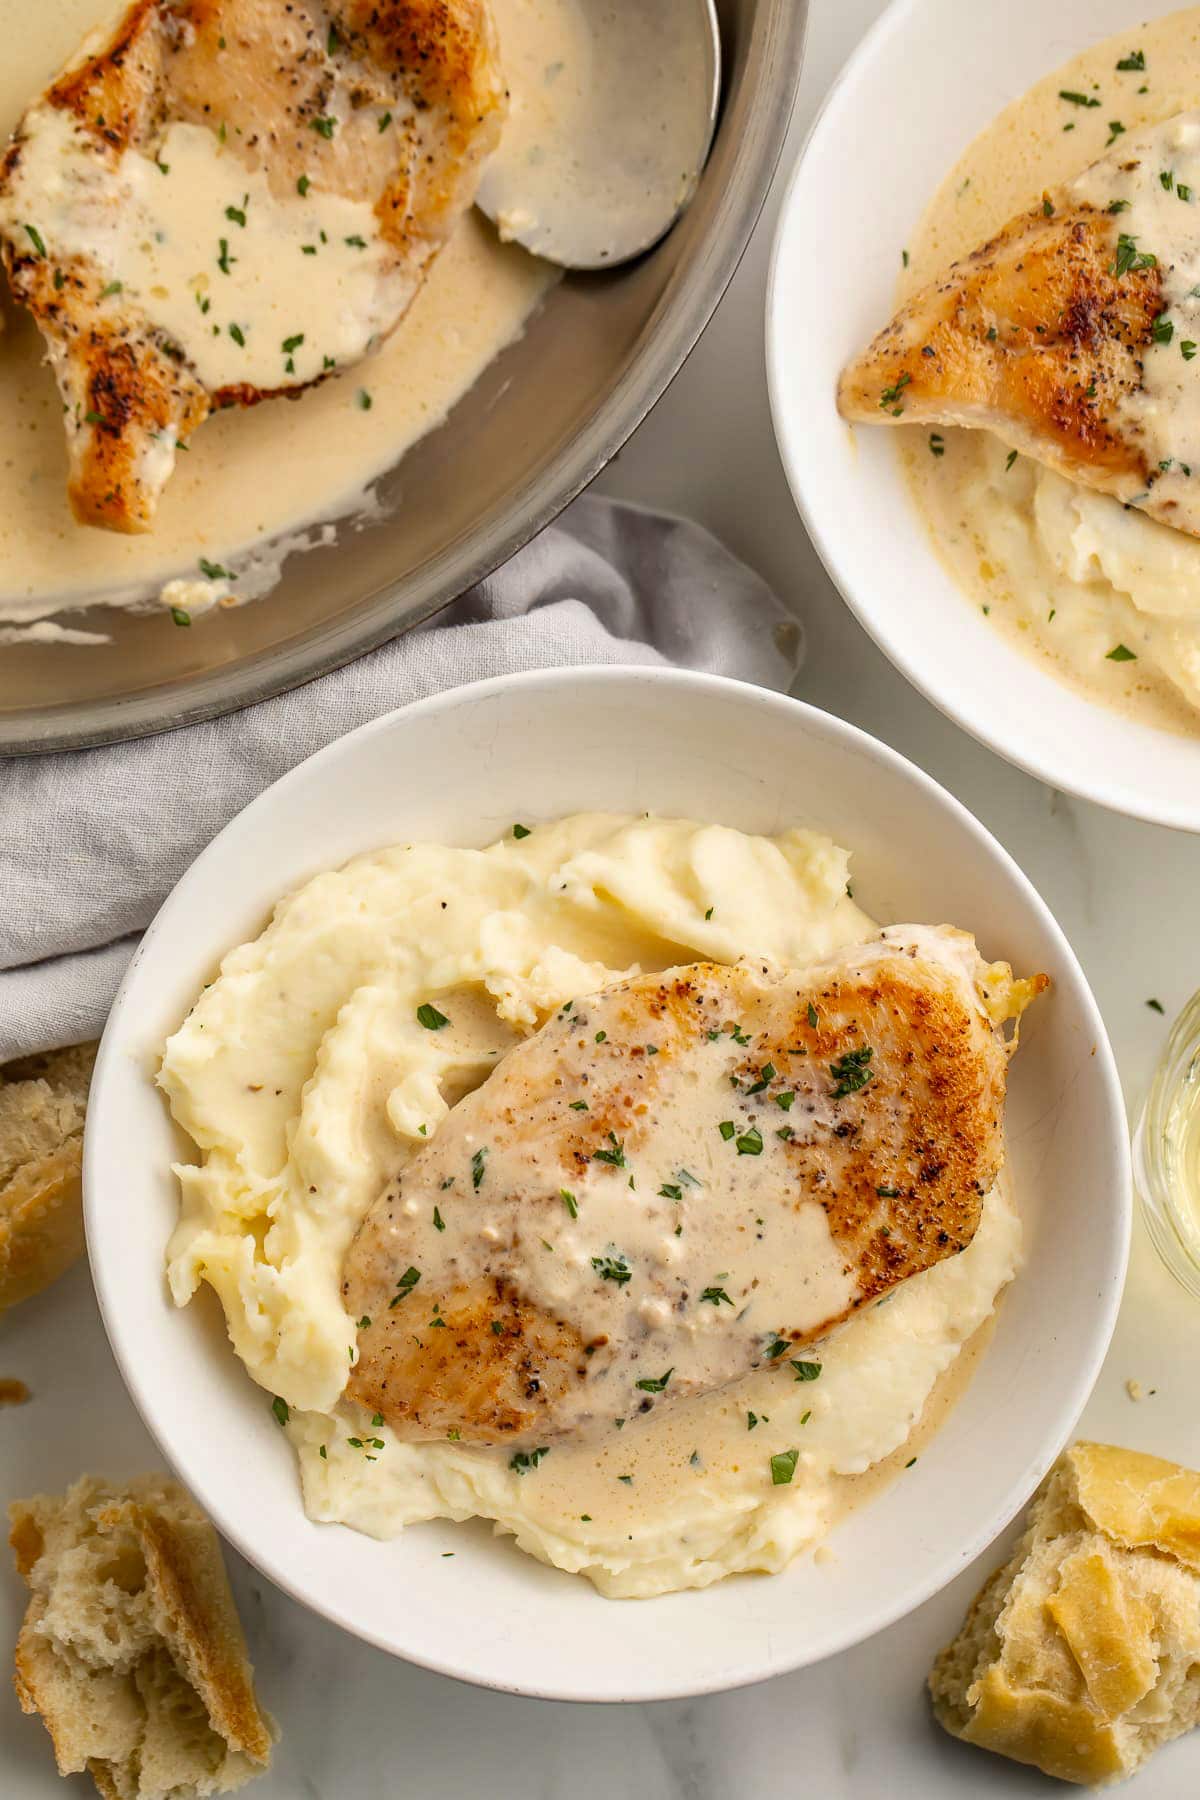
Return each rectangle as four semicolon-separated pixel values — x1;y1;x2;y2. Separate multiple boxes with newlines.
160;814;1021;1598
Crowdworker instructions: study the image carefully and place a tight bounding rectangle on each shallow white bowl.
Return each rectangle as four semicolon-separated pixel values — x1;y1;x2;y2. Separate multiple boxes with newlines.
767;0;1200;832
85;667;1129;1700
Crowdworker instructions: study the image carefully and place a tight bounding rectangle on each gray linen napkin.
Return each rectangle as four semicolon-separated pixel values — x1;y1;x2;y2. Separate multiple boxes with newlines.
0;496;801;1062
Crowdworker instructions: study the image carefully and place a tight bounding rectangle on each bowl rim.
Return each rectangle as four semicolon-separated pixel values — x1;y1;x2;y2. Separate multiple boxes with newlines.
84;664;1132;1699
7;1;809;758
764;0;1200;835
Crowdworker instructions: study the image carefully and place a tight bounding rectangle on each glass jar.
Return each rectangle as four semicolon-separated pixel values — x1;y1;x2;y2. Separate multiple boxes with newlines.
1133;990;1200;1299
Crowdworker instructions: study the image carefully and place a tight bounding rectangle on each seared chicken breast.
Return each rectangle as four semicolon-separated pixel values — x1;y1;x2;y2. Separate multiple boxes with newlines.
0;0;505;531
343;926;1045;1448
839;112;1200;537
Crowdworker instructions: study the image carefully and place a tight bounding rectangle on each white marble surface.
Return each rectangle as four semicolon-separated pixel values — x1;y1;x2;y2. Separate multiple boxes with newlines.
5;1;1200;1794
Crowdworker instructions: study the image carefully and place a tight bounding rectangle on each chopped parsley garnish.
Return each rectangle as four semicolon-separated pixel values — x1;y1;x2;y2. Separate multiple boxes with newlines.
700;1285;734;1306
432;1206;445;1232
595;1030;607;1043
225;203;246;227
345;234;368;249
905;1457;918;1469
1181;185;1194;203
1112;233;1155;277
829;1045;874;1098
471;1147;487;1190
1147;998;1165;1014
775;1091;795;1111
1161;170;1175;193
388;1265;421;1308
198;558;230;581
618;1474;633;1485
271;1396;289;1426
879;372;911;413
877;1185;900;1198
100;280;122;298
736;1126;764;1157
718;1120;736;1141
1042;196;1054;217
901;248;909;268
704;905;714;919
170;607;191;628
678;1167;701;1187
746;1061;777;1095
658;1182;683;1201
765;1336;790;1359
592;1254;632;1286
791;1360;822;1383
747;1412;759;1430
379;110;393;132
357;388;373;410
929;432;945;457
228;322;245;346
593;1132;626;1167
297;174;311;196
509;1446;549;1475
512;822;531;838
1107;121;1127;147
569;1099;589;1111
807;1002;818;1029
281;333;305;355
800;1409;812;1425
1107;643;1137;662
1005;449;1018;471
770;1449;799;1486
1116;49;1145;71
417;1002;449;1030
1058;90;1099;107
561;1188;578;1218
1108;198;1131;213
635;1369;673;1393
311;116;337;138
1183;341;1198;361
1153;316;1175;345
357;1316;371;1329
23;223;46;257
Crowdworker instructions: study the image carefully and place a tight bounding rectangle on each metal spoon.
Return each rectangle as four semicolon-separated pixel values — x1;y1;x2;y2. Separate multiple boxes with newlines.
476;0;722;270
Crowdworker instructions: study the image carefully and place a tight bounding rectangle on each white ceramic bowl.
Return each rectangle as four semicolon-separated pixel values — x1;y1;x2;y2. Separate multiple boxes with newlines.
85;667;1130;1701
767;0;1200;832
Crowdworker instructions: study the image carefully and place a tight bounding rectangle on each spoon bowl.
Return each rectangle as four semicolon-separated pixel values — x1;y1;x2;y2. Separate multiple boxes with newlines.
477;0;722;269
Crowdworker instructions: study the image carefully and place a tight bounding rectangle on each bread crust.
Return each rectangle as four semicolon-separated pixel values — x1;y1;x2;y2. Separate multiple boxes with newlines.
0;1040;96;1311
9;1474;275;1799
929;1441;1200;1786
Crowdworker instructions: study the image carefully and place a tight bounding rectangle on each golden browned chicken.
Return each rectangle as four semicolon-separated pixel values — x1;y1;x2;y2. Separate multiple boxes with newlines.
839;113;1200;535
0;0;505;531
343;926;1045;1448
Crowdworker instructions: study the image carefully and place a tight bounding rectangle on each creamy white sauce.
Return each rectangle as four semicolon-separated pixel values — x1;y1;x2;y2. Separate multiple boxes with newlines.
901;10;1200;734
477;0;714;265
0;0;556;626
1;108;405;391
160;814;1020;1597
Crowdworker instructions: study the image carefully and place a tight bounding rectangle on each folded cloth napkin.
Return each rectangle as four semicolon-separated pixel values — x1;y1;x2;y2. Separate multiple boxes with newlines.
0;495;802;1062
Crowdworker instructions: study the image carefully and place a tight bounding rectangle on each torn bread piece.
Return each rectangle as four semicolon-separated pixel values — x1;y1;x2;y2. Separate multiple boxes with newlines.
929;1441;1200;1786
0;1041;97;1311
10;1474;276;1800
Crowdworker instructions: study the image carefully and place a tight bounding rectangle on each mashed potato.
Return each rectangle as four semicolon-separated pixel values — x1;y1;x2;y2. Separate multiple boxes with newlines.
907;431;1200;732
160;813;1019;1598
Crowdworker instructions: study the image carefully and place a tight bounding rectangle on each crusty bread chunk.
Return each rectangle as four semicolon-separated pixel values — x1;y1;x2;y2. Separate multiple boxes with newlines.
0;1040;96;1310
930;1441;1200;1785
10;1475;275;1799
